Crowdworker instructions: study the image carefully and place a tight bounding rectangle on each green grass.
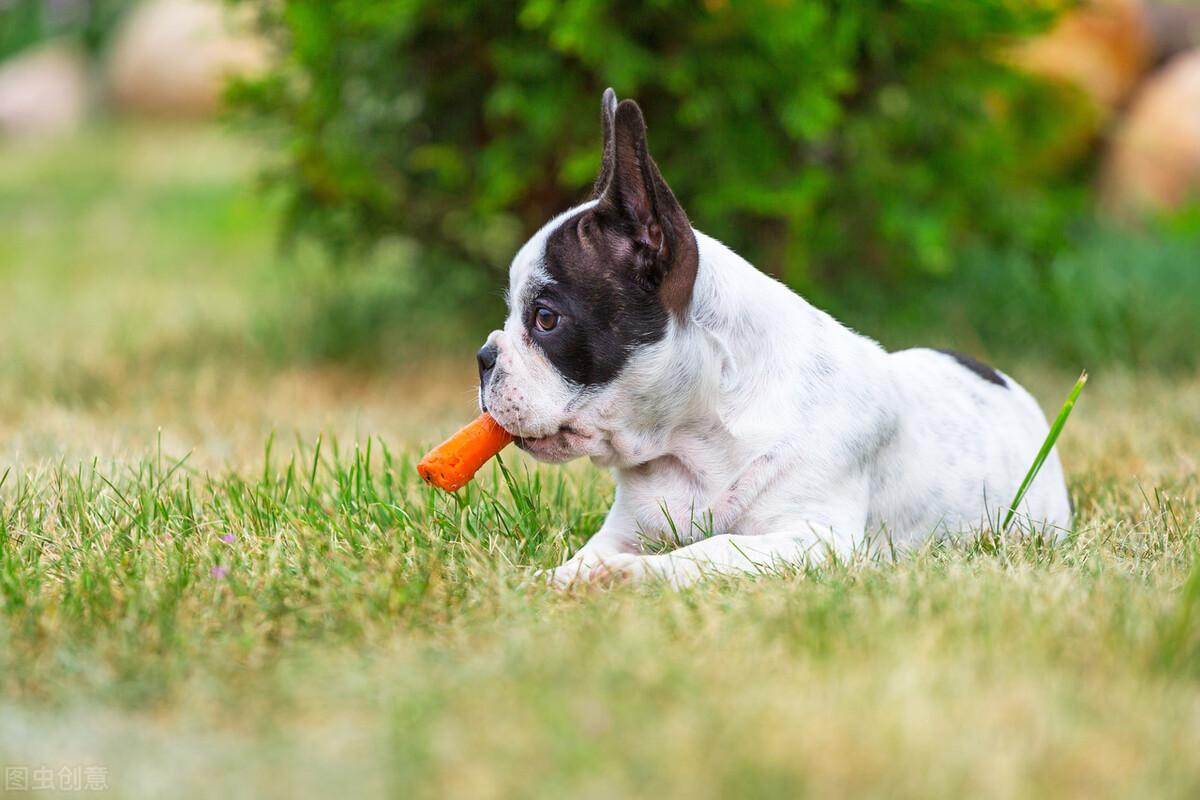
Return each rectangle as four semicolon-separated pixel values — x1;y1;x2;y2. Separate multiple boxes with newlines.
1002;371;1087;532
1;439;1199;797
1;125;1199;798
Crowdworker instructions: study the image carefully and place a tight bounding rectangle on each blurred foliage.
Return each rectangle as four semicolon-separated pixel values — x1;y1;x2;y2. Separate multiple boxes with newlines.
231;0;1092;288
840;208;1200;371
0;0;133;59
948;212;1200;370
255;240;500;366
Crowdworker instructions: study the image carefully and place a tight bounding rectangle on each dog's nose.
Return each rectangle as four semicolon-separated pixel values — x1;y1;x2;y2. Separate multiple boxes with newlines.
477;342;499;389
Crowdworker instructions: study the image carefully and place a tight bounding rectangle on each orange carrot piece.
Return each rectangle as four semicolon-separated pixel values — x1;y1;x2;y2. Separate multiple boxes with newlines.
417;413;515;492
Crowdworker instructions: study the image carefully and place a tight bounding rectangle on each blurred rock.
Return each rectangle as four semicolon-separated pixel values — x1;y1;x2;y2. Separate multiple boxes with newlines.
1014;0;1152;113
1103;49;1200;214
107;0;269;118
0;43;88;138
1146;1;1200;64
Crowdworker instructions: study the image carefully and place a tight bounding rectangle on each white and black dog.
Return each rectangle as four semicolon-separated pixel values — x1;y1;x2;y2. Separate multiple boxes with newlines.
477;89;1072;588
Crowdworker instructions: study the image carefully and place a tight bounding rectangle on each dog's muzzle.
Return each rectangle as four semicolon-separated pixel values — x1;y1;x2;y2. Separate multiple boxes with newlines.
477;341;499;409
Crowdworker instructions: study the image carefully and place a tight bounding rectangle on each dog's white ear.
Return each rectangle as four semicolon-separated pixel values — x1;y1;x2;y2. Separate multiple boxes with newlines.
596;98;698;316
594;88;618;197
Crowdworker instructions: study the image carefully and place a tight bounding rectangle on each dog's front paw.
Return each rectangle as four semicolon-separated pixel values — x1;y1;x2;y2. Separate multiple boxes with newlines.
587;553;648;586
543;552;649;590
544;556;594;590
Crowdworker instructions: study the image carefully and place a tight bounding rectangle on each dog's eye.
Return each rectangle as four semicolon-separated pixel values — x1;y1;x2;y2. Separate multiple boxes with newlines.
534;307;560;332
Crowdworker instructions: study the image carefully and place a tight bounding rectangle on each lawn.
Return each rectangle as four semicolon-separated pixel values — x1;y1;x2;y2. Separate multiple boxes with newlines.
1;126;1198;799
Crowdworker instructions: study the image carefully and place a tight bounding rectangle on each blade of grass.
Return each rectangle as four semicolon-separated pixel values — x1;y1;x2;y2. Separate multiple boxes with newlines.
1002;371;1088;532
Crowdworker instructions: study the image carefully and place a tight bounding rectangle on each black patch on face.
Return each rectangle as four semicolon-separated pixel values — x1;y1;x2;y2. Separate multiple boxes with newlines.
528;209;672;387
932;349;1008;388
516;91;698;389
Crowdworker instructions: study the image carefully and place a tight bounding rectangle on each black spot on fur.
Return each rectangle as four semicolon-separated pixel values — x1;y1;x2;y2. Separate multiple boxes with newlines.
932;349;1008;388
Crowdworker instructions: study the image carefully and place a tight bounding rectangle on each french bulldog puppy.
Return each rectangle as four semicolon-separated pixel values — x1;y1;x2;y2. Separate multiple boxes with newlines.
476;89;1072;588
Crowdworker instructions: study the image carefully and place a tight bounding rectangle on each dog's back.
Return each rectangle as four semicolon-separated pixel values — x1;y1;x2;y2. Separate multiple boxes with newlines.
868;347;1072;542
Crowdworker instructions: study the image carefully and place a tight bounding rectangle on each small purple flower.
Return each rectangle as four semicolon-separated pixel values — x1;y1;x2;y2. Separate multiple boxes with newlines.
221;534;235;544
210;565;228;579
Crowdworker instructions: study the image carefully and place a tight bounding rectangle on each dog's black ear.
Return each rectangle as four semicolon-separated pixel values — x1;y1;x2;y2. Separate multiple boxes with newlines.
594;88;618;197
595;99;698;317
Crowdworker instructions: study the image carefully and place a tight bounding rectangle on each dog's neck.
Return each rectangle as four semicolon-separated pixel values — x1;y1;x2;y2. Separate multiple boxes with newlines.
690;229;829;373
603;230;839;473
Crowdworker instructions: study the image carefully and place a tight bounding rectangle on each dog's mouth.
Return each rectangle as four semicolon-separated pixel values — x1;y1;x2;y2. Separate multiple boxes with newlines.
514;425;578;449
510;425;598;463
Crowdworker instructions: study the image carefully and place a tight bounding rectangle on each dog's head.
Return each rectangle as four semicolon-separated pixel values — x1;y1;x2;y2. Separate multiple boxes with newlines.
478;90;700;465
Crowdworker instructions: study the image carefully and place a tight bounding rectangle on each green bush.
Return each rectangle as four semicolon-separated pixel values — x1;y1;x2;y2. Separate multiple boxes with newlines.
837;210;1200;371
0;0;132;60
253;240;499;366
232;0;1088;288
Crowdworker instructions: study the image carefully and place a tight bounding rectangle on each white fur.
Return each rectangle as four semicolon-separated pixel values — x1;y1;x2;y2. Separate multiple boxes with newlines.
483;215;1072;589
